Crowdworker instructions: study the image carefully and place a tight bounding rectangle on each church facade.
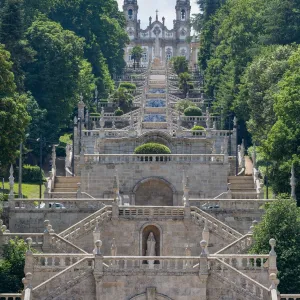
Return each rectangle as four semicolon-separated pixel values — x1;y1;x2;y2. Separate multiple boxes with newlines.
123;0;192;66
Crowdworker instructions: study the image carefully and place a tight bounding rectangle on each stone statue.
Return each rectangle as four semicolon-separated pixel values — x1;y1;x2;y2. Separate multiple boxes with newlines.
146;232;156;257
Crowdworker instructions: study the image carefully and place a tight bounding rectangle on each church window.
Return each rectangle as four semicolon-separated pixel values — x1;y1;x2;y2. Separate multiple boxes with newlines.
166;48;172;61
180;48;187;57
128;9;133;20
181;9;186;20
142;51;147;62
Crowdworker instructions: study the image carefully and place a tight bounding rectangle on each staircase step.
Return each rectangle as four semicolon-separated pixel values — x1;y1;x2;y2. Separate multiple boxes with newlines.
55;176;80;184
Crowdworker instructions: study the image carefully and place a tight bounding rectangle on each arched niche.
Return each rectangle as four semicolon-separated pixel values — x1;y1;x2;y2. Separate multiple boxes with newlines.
137;131;173;149
130;288;173;300
133;177;174;206
140;224;162;258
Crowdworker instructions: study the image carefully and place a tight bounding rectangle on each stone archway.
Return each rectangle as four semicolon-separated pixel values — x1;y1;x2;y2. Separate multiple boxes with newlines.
134;178;174;206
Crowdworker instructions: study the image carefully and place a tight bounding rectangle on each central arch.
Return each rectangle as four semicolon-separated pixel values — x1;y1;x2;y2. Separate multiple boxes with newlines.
133;177;174;206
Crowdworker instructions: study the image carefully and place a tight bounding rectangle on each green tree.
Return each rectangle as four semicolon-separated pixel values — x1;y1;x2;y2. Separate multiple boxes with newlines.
179;72;191;97
250;197;300;293
0;0;35;91
175;99;196;113
131;45;143;69
171;56;189;75
25;16;86;128
112;87;133;112
0;45;30;169
0;238;28;293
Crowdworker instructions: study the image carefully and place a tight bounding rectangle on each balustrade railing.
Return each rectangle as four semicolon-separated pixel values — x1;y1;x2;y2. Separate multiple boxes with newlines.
280;295;300;300
33;254;93;269
119;206;184;218
32;257;93;299
2;233;43;246
103;256;199;272
9;199;112;211
50;234;87;254
189;199;273;211
210;254;269;271
59;206;112;242
209;259;269;300
191;207;242;240
0;294;22;300
215;234;254;254
84;154;226;164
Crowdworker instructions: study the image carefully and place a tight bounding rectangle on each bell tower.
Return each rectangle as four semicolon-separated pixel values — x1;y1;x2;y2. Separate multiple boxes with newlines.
123;0;139;23
175;0;191;58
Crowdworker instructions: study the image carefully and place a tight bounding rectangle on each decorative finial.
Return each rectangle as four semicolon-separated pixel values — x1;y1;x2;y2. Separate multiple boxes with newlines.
200;240;207;256
156;9;159;21
269;238;276;255
94;240;102;256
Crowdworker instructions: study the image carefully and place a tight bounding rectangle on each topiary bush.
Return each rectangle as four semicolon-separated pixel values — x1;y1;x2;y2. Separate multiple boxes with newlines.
22;165;45;184
90;112;101;117
192;125;205;136
184;106;202;116
134;143;171;154
119;82;136;90
114;108;124;116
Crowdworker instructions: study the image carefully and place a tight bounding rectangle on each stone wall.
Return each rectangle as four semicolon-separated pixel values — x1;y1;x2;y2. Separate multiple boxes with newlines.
81;161;230;201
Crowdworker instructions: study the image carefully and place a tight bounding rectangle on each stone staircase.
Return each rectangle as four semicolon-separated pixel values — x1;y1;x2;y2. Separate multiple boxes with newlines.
53;176;80;193
228;176;257;199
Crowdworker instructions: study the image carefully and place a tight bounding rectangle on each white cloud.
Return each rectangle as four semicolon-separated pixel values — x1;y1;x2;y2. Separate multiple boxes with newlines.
117;0;199;29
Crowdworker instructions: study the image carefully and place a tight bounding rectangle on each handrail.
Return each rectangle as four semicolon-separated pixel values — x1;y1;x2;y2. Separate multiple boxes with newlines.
214;233;253;254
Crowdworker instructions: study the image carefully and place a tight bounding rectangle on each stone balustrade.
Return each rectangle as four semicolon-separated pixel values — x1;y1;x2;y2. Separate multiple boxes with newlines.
210;254;269;271
0;294;22;300
191;207;242;241
32;257;94;299
50;234;87;254
84;154;226;164
103;256;199;273
9;199;112;211
59;206;112;242
280;295;300;300
215;234;254;254
33;254;93;269
189;199;274;211
209;259;270;299
119;206;184;218
2;233;43;247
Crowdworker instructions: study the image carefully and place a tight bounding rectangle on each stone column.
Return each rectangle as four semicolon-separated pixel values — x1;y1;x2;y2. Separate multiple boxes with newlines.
202;220;210;254
93;240;104;300
268;238;278;275
198;240;209;300
24;238;34;274
8;165;14;200
42;220;52;252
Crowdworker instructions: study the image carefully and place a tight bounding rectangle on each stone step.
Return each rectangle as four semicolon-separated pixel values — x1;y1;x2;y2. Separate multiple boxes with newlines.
229;183;255;189
53;187;78;191
230;188;256;193
54;182;79;188
228;177;253;184
55;176;80;184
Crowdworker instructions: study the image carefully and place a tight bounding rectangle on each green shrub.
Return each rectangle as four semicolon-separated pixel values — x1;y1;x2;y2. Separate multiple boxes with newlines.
56;146;66;157
184;106;202;116
192;125;205;131
59;133;72;147
119;82;136;90
22;165;45;184
90;112;101;117
192;125;205;136
210;112;220;117
134;143;171;154
115;108;124;116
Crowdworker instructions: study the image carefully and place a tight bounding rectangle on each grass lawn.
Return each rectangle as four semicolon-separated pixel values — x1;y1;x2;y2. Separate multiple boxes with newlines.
1;182;45;199
263;185;273;199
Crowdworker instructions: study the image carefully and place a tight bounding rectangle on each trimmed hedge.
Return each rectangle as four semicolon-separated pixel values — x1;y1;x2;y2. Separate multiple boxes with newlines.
23;165;45;184
119;82;136;90
184;106;202;116
192;125;205;136
192;125;205;131
134;143;171;154
114;108;124;116
90;112;101;117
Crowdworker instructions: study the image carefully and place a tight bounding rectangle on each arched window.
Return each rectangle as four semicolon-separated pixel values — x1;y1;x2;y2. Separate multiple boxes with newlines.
181;9;186;20
166;48;173;61
128;9;133;20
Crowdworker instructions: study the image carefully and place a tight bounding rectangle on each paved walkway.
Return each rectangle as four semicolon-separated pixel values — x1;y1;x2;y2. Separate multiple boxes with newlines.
245;156;253;176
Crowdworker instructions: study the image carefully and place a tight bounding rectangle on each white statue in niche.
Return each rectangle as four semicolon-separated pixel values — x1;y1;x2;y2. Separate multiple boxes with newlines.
146;232;156;256
146;232;156;268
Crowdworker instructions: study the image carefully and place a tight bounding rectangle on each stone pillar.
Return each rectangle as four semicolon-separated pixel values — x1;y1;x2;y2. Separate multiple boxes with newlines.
76;182;82;199
22;272;33;299
24;238;34;274
202;220;210;254
290;164;297;200
199;240;208;300
268;238;278;275
9;164;14;200
42;220;52;252
93;221;101;245
93;240;104;300
0;220;5;255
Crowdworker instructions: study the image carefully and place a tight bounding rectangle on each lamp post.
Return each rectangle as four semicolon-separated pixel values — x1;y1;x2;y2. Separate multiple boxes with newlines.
18;142;23;198
234;117;239;176
95;87;99;112
72;116;78;176
36;137;43;199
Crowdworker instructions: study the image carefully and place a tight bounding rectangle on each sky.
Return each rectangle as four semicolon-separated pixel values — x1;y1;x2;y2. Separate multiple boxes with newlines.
117;0;199;29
